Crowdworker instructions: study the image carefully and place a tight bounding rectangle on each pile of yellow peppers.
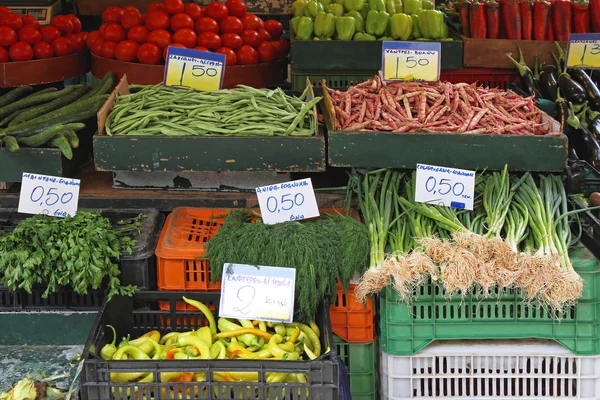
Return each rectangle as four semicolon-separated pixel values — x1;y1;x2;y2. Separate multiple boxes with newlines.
99;296;324;386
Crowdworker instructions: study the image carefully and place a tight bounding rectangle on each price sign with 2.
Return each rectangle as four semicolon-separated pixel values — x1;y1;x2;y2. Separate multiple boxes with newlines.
18;173;80;217
382;41;441;82
255;178;320;224
414;163;475;210
566;33;600;69
163;47;226;92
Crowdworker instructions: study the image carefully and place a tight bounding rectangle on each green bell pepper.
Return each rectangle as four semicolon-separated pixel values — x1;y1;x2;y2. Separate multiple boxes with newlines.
370;0;386;11
295;16;314;40
390;13;412;40
326;3;345;16
386;0;403;14
354;32;376;40
343;0;365;11
378;36;394;40
360;2;370;18
304;0;324;17
335;15;356;39
319;0;333;6
314;11;336;38
346;10;365;32
421;0;434;9
404;0;422;14
418;9;445;39
365;10;389;36
293;0;307;16
410;13;421;38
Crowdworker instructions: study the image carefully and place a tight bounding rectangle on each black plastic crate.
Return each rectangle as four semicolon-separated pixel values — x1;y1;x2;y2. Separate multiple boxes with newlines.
80;291;340;400
0;208;162;310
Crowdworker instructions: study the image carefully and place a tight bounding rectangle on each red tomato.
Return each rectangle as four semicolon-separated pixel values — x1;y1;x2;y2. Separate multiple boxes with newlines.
163;0;185;14
137;42;161;64
40;25;61;44
195;17;219;34
184;3;203;20
85;30;99;49
170;13;194;31
163;42;185;60
67;15;82;33
52;37;72;56
114;40;139;62
103;23;126;42
0;13;22;31
18;26;41;45
51;15;73;35
225;0;247;18
100;40;117;59
271;38;288;59
67;33;85;52
241;14;262;30
257;41;275;63
78;31;89;43
240;29;260;47
21;15;40;29
173;28;196;47
220;32;242;49
0;46;8;62
123;6;140;13
147;2;164;12
236;44;257;64
127;25;149;43
145;11;170;31
99;23;107;38
205;2;228;21
197;31;221;50
216;46;236;65
0;6;10;13
102;6;124;24
33;41;54;59
121;10;143;30
220;16;243;34
257;28;271;42
0;26;17;47
147;29;172;49
91;37;105;55
264;20;283;40
193;45;209;52
9;42;33;61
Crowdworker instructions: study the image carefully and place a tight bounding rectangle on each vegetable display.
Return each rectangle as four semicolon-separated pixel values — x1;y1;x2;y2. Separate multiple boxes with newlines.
106;84;320;137
292;0;452;40
324;74;555;134
88;0;289;65
0;210;145;299
0;72;114;158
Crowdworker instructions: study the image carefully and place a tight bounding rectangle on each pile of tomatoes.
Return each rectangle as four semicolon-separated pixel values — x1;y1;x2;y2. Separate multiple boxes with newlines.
88;0;289;66
0;7;87;62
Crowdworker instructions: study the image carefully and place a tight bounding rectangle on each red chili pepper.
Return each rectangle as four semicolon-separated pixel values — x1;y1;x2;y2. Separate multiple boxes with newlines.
573;0;591;33
459;1;471;37
470;0;487;38
502;0;522;39
533;0;551;40
519;0;533;40
546;20;554;40
485;1;500;38
592;0;600;32
552;0;573;41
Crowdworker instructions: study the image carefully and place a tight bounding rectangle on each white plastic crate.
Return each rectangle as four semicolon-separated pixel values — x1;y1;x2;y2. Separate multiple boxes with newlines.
381;339;600;399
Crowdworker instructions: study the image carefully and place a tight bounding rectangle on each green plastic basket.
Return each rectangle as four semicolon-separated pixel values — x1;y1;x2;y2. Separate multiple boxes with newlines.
334;335;377;400
292;70;377;91
380;246;600;356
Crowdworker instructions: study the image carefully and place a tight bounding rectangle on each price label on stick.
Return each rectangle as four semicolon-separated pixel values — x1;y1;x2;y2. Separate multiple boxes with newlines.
381;41;441;82
18;172;80;217
219;263;296;323
414;163;475;210
565;33;600;69
164;47;226;91
255;178;319;225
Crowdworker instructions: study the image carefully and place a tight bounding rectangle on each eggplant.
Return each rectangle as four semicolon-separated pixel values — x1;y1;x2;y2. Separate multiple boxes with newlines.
539;65;558;102
506;46;536;97
553;89;570;132
565;102;600;168
569;69;600;111
590;116;600;139
559;73;587;104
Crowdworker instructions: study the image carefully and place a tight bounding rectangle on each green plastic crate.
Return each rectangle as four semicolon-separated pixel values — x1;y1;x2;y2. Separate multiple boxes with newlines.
334;335;377;400
292;70;378;91
380;246;600;356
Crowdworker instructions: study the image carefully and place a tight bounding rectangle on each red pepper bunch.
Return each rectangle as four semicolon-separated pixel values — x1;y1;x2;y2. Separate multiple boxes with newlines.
458;0;596;41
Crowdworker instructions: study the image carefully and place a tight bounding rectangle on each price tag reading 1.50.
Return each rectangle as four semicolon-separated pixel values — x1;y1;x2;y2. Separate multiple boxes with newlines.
18;172;80;217
566;33;600;69
256;178;320;224
414;163;475;210
382;41;441;82
163;47;226;92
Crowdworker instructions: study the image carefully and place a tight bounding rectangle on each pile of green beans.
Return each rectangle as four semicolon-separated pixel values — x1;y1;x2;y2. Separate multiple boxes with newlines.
105;84;322;137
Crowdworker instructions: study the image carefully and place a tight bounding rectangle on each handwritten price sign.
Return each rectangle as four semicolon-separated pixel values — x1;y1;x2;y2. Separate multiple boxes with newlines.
164;47;226;91
256;178;320;225
18;172;80;217
566;33;600;69
219;263;296;323
382;41;441;82
414;163;475;210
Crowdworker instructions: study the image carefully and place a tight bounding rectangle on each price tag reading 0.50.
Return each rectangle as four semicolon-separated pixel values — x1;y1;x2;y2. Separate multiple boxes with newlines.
256;178;320;225
566;34;600;69
18;173;80;217
414;163;475;210
164;47;226;92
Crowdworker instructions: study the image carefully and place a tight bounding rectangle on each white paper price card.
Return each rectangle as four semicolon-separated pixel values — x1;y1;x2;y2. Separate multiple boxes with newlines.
18;172;80;217
255;178;319;225
415;163;475;210
219;263;296;323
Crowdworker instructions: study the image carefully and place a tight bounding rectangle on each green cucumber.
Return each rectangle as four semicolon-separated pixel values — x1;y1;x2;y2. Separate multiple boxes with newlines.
0;110;24;127
63;128;79;148
11;85;89;126
3;135;19;152
51;133;72;160
0;87;62;119
0;86;33;108
17;125;65;147
80;72;115;101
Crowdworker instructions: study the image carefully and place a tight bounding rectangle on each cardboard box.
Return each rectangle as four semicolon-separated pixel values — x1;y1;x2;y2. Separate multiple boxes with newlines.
7;1;61;25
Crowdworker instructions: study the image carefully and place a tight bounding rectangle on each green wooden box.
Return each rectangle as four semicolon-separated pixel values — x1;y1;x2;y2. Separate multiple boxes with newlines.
322;87;568;172
93;75;326;173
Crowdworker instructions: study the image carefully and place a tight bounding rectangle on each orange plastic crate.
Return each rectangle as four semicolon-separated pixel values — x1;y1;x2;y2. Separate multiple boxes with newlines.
330;283;375;343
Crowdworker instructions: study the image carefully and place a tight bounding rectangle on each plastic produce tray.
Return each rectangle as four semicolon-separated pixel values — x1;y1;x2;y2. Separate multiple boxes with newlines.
330;283;375;343
334;336;377;400
80;291;340;400
0;208;162;310
379;246;600;356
